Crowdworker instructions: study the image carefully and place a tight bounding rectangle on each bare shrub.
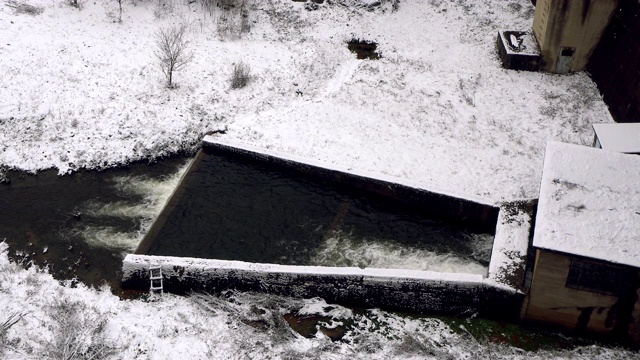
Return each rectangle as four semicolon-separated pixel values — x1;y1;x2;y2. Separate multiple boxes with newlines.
42;297;116;360
104;0;123;23
6;1;44;15
0;312;23;357
216;0;251;39
67;0;83;9
116;0;123;23
458;74;481;107
229;61;251;89
200;0;216;15
154;23;194;88
153;0;174;19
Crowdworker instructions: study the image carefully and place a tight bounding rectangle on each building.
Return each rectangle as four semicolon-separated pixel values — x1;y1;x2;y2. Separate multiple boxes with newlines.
592;123;640;154
532;0;618;73
521;141;640;344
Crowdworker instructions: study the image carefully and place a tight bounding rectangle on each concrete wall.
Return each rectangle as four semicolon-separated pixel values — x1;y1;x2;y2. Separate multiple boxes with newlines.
533;0;618;73
522;249;640;343
588;0;640;123
202;137;499;234
488;200;535;292
122;254;524;320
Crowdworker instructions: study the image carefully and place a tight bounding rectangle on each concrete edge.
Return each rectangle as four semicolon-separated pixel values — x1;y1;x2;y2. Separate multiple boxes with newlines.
488;200;535;291
204;135;495;207
122;254;524;319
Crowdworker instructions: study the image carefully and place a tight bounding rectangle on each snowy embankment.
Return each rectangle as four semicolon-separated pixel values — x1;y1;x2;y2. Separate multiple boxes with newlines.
0;0;611;203
0;0;627;358
0;243;634;359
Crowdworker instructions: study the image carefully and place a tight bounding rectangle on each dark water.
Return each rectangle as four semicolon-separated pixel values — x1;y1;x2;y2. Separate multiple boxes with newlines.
0;146;493;294
139;147;492;268
0;157;190;293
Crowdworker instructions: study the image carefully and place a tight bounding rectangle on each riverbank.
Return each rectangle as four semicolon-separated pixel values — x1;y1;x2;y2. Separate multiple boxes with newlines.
0;0;611;203
0;0;628;358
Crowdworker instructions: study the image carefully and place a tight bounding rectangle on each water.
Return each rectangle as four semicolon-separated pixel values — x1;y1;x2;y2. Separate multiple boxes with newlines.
0;146;494;293
140;147;494;274
0;157;190;291
311;232;492;275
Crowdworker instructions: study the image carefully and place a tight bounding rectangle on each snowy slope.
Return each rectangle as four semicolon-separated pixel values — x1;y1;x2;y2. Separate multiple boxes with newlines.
0;0;612;203
0;1;630;358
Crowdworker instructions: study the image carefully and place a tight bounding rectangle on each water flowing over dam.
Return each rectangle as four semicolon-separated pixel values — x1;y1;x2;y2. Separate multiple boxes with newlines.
135;139;497;275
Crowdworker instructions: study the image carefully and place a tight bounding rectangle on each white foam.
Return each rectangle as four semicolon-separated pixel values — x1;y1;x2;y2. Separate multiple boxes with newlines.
74;226;142;252
310;232;489;276
77;161;190;250
84;201;158;219
112;162;189;216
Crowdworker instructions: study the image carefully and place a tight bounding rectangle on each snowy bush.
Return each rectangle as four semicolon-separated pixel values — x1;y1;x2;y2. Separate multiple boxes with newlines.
154;23;194;88
153;0;174;19
0;312;23;357
66;0;84;9
230;61;251;89
41;295;116;360
6;1;44;15
216;0;251;39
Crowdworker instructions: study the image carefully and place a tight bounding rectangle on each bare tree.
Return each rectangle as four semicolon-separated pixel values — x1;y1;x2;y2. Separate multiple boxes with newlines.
154;24;193;88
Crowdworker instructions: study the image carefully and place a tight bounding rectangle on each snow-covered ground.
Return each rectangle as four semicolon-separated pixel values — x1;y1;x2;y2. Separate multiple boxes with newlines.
1;242;635;359
0;0;611;202
0;0;630;358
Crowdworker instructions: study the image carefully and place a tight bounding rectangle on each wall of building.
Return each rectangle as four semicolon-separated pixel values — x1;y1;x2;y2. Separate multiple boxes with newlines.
523;249;640;343
588;0;640;123
533;0;617;73
524;250;617;332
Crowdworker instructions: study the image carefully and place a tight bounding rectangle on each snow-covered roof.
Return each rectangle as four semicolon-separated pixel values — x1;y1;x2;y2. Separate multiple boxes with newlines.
533;141;640;267
593;123;640;153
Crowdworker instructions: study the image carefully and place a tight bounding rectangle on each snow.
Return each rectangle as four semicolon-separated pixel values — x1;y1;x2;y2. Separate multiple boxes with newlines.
123;253;485;282
592;123;640;154
488;202;533;289
1;242;635;359
0;0;634;357
534;141;640;268
0;0;611;203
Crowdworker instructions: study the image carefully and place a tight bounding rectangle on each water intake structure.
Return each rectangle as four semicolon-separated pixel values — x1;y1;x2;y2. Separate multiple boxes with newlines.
123;137;522;317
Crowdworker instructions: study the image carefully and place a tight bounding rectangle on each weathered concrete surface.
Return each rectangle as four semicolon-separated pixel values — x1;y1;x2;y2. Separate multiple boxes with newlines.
122;254;524;320
496;31;541;72
533;0;617;73
201;136;499;234
487;200;535;292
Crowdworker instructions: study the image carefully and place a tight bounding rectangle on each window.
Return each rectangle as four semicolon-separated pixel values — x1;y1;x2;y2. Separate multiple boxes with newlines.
565;258;635;296
560;47;575;57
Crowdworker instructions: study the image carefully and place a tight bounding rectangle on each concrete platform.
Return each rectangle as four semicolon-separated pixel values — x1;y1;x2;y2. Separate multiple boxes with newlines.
497;30;542;72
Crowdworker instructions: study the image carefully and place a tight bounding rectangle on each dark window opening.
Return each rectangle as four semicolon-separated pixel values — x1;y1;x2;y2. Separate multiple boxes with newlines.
566;258;634;296
561;47;576;57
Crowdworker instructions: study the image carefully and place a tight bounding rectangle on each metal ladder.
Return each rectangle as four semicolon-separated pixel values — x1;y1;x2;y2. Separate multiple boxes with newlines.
149;263;164;294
